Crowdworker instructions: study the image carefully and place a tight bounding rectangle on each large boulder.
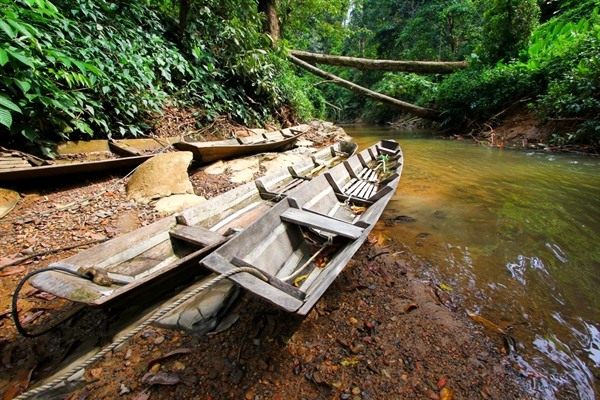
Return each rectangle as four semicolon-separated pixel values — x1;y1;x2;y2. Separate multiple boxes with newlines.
126;152;194;204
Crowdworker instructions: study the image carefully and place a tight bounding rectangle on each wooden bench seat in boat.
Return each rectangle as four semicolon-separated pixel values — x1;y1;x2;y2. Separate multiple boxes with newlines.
237;136;268;145
325;171;400;204
169;225;226;247
280;208;364;239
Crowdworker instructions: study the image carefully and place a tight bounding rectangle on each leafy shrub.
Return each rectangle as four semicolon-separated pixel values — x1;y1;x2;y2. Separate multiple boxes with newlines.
435;65;542;128
1;0;315;153
534;20;600;145
0;0;103;153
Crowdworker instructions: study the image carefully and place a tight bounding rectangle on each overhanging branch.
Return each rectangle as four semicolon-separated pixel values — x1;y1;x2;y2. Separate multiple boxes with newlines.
288;55;441;121
290;50;467;74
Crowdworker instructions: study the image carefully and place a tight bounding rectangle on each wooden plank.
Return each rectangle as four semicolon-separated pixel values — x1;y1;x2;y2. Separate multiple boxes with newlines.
348;180;368;196
109;140;142;157
357;182;373;199
231;257;305;300
202;253;304;312
280;208;363;239
170;225;225;247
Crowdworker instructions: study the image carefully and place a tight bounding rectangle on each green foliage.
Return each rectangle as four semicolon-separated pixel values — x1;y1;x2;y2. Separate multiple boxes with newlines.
279;0;350;53
479;0;540;63
533;12;600;145
0;0;103;153
1;0;318;152
372;73;437;106
435;65;542;128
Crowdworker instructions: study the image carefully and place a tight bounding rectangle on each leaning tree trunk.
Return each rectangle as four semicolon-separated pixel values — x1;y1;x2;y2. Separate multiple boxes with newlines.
290;50;467;74
258;0;280;41
288;55;441;121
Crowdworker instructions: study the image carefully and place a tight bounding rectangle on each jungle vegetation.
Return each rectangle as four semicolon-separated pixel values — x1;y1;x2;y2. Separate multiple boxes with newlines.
1;0;599;153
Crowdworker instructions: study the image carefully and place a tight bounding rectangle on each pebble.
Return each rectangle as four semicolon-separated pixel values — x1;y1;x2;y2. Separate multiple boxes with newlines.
208;368;219;379
230;368;244;385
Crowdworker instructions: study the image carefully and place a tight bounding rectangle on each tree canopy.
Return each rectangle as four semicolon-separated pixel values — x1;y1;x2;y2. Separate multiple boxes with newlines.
1;0;599;152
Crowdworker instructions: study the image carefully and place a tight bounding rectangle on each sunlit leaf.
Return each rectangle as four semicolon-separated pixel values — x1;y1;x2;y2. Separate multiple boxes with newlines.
439;283;452;292
340;358;359;367
466;310;506;335
294;274;308;287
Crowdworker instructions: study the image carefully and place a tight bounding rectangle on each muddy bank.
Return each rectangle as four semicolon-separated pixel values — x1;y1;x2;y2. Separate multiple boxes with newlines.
55;242;532;400
0;123;532;399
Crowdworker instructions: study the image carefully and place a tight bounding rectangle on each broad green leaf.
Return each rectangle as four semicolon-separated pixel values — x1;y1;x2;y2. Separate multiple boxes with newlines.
6;49;35;68
0;108;12;129
6;19;37;38
0;49;8;66
15;80;32;94
0;95;21;113
0;20;15;38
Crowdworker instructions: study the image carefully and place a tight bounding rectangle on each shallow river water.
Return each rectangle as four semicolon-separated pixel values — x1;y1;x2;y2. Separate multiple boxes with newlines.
345;126;600;399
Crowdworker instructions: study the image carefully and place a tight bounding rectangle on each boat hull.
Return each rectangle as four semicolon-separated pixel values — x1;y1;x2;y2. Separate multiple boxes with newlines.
29;141;358;307
173;125;309;163
201;140;403;315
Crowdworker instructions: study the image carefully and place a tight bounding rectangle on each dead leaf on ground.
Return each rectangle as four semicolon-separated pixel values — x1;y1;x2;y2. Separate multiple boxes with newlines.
20;310;44;325
466;310;506;335
403;303;418;313
440;387;455;400
0;265;25;276
143;372;181;386
148;348;193;370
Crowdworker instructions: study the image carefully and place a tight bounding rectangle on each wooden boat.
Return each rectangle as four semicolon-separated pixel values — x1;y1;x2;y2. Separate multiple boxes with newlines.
201;140;402;315
0;141;155;183
28;141;358;307
173;125;310;163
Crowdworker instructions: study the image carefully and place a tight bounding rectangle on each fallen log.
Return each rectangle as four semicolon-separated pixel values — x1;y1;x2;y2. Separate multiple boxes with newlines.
288;55;441;121
290;49;467;73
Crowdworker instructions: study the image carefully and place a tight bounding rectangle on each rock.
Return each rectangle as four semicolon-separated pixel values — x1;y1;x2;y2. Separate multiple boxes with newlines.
153;194;206;215
204;160;227;175
259;153;305;175
0;188;20;218
126;152;194;204
229;158;260;183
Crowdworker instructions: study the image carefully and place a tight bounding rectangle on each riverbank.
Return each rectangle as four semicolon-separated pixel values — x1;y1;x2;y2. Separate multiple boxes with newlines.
0;123;532;399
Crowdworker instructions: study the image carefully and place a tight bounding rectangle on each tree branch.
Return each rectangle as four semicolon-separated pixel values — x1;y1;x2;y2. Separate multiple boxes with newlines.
290;50;468;73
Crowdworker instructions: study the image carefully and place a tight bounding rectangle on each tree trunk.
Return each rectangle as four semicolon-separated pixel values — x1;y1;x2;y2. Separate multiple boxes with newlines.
258;0;280;41
288;55;441;121
290;50;467;74
178;0;191;42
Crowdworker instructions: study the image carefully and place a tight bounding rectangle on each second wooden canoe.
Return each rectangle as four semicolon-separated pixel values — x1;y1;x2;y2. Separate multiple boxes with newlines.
173;125;310;163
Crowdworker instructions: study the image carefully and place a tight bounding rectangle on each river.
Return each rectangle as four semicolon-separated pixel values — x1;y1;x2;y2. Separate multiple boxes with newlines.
344;126;600;399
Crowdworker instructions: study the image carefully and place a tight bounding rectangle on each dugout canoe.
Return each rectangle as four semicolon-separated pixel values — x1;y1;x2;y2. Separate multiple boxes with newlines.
0;141;156;183
173;125;309;163
27;141;358;307
201;140;402;315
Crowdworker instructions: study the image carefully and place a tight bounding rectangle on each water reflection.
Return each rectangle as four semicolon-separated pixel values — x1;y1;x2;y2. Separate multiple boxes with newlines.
344;126;600;399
